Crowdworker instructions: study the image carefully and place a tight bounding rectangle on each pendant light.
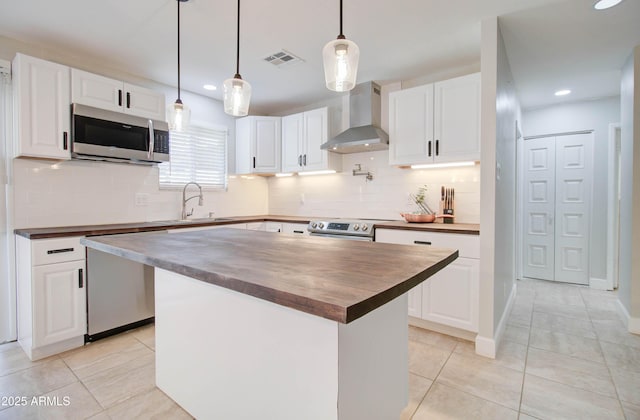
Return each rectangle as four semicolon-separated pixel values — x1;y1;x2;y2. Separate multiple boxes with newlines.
223;0;251;117
167;0;191;131
322;0;360;92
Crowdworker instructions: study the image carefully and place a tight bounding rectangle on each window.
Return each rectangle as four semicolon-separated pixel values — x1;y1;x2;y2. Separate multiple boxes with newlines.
159;124;228;190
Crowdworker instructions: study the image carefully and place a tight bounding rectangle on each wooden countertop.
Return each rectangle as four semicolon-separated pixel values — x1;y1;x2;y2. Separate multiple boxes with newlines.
81;229;458;324
15;215;479;239
373;221;480;235
14;215;315;239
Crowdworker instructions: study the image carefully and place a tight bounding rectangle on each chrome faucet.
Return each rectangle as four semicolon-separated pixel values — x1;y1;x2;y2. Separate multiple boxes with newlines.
181;182;203;220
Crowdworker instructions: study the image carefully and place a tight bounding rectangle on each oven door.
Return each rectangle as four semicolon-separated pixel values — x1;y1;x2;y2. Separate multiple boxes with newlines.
309;233;373;242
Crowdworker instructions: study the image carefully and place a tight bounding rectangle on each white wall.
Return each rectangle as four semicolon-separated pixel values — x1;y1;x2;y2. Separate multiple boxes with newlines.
268;150;480;222
522;96;620;283
12;159;267;229
477;17;520;358
618;46;640;330
0;62;14;343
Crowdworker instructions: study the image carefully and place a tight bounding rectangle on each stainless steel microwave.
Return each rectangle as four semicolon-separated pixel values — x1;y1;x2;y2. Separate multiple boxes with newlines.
71;103;170;164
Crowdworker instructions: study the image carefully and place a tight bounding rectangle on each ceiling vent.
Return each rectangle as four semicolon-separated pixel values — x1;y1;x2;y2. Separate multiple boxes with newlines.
263;50;304;68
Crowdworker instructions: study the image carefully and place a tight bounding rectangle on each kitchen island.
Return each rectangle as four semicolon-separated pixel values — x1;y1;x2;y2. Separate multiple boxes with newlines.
81;228;457;420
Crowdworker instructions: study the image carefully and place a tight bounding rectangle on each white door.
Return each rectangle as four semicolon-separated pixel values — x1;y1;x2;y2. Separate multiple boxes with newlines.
522;133;592;284
407;288;422;318
32;261;86;347
523;137;556;281
433;73;481;163
253;117;281;173
302;107;328;171
15;54;71;159
71;68;122;112
388;84;434;165
421;258;479;331
281;113;303;173
554;133;592;285
124;83;165;120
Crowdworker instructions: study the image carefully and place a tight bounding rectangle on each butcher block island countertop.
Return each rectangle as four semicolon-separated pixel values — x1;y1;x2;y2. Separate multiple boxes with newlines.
81;228;458;420
80;228;457;324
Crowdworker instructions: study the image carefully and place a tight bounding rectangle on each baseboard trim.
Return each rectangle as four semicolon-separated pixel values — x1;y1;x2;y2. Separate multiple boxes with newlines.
616;299;640;335
589;277;611;291
475;282;518;359
408;317;477;342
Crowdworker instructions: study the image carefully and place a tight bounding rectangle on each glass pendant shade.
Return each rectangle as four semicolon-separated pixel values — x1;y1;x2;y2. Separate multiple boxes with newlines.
167;99;191;131
323;37;359;92
223;76;252;117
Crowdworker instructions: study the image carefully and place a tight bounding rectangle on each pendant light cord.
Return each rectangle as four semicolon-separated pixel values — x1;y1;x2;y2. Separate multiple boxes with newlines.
177;0;182;101
235;0;241;78
339;0;343;36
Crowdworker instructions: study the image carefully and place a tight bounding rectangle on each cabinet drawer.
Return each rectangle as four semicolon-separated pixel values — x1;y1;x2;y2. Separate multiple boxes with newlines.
375;229;479;259
32;237;85;265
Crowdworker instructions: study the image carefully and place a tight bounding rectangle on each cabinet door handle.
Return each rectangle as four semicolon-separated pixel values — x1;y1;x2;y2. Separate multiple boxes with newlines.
63;132;68;150
47;247;74;254
78;268;84;288
428;141;432;157
118;89;123;107
252;157;256;169
126;92;131;108
303;154;307;166
298;155;302;166
436;140;439;156
414;240;432;246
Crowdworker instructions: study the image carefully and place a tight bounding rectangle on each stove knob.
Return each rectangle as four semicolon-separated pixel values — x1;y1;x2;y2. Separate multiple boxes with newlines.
362;224;369;231
353;224;360;231
319;222;325;229
311;222;318;229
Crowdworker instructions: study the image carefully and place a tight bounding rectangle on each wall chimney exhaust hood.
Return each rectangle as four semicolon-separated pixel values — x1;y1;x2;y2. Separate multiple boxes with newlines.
321;81;389;154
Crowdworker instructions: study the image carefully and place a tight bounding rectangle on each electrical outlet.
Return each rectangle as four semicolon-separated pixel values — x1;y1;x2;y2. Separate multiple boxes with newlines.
135;193;150;206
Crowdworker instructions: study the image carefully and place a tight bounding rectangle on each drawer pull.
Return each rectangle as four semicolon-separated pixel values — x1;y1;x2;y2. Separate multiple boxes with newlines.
78;268;84;288
414;240;432;246
47;247;74;254
293;230;304;234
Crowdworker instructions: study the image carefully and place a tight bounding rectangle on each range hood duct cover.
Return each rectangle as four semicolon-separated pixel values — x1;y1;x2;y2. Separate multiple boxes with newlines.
321;81;389;154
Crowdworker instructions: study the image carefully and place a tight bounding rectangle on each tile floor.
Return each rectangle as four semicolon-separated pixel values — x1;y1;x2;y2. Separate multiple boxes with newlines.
0;278;638;419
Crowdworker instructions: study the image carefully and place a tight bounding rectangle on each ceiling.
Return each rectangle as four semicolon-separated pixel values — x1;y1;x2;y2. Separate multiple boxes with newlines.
0;0;638;114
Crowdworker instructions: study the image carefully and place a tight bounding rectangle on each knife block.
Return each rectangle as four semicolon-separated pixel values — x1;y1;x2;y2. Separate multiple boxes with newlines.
439;188;455;224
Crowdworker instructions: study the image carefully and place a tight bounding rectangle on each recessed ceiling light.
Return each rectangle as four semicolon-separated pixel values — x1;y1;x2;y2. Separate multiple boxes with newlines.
594;0;623;10
555;89;571;96
203;84;217;91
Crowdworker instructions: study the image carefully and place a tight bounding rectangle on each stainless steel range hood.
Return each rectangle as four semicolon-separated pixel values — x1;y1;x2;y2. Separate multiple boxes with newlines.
321;81;389;154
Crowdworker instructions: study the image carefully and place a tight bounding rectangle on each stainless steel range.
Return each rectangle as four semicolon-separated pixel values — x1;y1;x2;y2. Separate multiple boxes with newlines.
307;219;379;241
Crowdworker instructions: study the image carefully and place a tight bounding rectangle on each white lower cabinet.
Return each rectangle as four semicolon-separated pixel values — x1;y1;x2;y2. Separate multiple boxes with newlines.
282;223;309;236
16;236;87;360
375;228;479;333
32;260;86;347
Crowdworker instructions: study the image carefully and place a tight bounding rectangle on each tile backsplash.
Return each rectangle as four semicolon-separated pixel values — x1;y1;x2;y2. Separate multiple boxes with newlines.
12;158;268;229
268;150;480;223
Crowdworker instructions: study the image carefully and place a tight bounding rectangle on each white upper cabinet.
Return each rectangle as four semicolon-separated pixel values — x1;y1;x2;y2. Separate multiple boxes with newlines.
282;112;304;172
235;116;281;174
433;73;481;162
281;107;341;173
71;69;165;121
13;53;71;160
388;72;480;166
388;84;434;166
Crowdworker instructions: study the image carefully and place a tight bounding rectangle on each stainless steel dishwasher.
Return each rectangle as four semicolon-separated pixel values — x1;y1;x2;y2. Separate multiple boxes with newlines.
85;232;161;342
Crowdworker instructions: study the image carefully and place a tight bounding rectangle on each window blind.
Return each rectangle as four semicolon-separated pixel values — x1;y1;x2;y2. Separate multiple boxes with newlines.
159;124;228;190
